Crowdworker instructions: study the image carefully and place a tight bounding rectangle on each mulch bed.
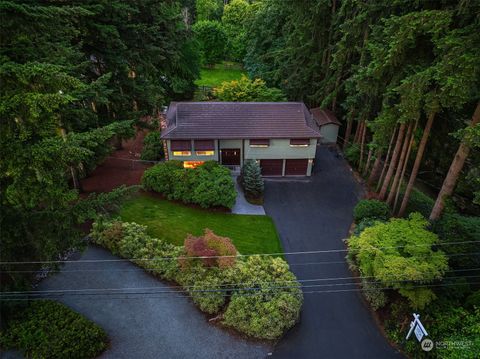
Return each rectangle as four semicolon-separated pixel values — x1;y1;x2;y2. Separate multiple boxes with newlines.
80;129;153;195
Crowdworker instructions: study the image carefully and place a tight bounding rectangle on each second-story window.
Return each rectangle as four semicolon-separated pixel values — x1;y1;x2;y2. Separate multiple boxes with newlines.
290;139;310;147
250;139;270;148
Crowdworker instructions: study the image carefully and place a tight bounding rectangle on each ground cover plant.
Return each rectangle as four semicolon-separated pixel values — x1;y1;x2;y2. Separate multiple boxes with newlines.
90;219;302;340
142;160;236;209
120;193;282;255
0;300;108;359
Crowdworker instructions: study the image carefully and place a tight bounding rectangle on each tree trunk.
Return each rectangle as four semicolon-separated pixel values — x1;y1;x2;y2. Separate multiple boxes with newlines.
344;115;353;149
376;126;397;191
398;111;436;217
429;103;480;221
367;148;383;186
352;120;361;144
393;120;418;213
378;122;406;200
387;121;413;205
358;121;367;170
363;147;373;177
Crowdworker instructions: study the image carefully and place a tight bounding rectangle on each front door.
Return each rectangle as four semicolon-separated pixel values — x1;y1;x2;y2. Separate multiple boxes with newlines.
221;149;241;166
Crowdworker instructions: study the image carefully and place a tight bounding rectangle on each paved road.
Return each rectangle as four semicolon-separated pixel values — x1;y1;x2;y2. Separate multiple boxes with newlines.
264;146;402;359
37;246;271;359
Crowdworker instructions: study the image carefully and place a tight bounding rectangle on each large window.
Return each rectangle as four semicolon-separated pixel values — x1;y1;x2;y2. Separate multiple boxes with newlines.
290;138;310;147
194;140;215;156
183;161;204;168
250;139;270;148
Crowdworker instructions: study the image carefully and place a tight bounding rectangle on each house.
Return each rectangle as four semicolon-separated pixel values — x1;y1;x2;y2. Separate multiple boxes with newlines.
161;102;323;176
310;108;341;144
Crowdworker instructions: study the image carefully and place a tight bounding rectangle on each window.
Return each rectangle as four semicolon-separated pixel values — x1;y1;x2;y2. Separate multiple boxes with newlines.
195;150;214;156
183;161;204;169
171;140;191;151
173;151;191;156
290;138;310;147
194;140;215;151
250;139;270;148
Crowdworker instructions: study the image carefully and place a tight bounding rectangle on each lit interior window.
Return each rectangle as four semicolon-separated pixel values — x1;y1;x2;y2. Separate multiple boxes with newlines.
183;161;204;169
173;151;191;156
195;151;215;156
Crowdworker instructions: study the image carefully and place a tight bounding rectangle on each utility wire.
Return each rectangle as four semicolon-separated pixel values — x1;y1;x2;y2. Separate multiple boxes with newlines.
2;281;479;302
3;272;479;297
1;240;478;265
1;257;478;274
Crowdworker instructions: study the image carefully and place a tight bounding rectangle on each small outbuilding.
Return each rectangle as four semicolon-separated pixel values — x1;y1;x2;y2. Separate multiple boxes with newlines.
310;108;341;144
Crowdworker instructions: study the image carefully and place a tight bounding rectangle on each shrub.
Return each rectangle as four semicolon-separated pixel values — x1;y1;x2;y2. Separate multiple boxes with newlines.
240;159;264;199
361;279;387;310
90;220;303;340
141;161;236;209
141;160;183;195
140;132;164;161
344;144;360;166
402;187;435;217
348;213;448;309
353;218;383;236
353;199;391;222
223;256;303;340
0;300;108;359
182;229;237;268
433;213;480;270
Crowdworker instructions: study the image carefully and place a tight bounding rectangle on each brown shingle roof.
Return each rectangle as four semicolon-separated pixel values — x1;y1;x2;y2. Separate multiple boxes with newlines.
162;102;322;139
310;108;341;126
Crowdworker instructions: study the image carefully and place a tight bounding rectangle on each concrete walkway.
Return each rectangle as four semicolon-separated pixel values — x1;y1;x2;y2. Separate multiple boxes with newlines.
35;246;271;359
231;177;265;215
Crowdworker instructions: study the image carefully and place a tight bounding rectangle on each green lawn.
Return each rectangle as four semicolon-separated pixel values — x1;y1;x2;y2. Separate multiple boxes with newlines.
120;194;282;255
194;62;247;88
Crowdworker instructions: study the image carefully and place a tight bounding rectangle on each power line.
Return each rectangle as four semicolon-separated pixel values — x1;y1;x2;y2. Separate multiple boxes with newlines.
2;240;478;265
2;281;479;302
3;272;479;297
1;254;478;274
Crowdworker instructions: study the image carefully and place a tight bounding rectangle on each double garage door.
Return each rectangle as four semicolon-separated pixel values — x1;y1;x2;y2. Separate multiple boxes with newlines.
260;159;309;176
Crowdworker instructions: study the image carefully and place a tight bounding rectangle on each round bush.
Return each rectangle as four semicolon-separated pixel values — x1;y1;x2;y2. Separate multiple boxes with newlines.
353;199;391;222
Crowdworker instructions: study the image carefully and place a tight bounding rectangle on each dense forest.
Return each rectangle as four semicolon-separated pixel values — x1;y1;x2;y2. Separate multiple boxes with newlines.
0;0;199;288
1;0;479;356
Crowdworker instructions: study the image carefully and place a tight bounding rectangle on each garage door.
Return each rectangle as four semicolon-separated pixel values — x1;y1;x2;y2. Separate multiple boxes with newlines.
285;159;309;176
260;159;283;176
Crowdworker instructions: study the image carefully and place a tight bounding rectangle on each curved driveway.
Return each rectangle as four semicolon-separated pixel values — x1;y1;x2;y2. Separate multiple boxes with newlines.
264;146;402;358
37;246;270;359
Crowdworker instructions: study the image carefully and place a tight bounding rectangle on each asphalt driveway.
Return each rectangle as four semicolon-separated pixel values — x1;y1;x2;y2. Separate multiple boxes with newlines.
264;146;402;358
36;246;270;359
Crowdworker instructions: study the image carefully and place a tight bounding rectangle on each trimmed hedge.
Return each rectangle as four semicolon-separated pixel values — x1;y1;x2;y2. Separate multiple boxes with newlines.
353;199;391;222
0;300;108;359
142;161;236;209
90;219;302;340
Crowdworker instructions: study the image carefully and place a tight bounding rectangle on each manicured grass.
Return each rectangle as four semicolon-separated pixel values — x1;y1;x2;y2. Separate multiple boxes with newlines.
119;194;282;255
194;62;247;88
